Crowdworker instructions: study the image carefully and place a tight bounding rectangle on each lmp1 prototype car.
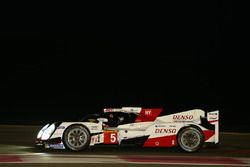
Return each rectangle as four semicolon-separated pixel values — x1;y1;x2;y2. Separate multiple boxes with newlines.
35;107;219;152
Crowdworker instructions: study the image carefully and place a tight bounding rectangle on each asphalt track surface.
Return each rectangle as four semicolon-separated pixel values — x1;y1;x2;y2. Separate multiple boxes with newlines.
0;125;250;167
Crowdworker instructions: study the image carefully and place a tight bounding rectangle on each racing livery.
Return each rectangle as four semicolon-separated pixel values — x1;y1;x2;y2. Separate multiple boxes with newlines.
35;107;219;152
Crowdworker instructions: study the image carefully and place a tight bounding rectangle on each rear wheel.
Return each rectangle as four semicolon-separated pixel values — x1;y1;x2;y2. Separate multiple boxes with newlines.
63;125;90;151
177;126;204;153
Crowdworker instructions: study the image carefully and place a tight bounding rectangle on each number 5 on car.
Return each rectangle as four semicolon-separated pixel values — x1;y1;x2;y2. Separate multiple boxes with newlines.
104;130;118;144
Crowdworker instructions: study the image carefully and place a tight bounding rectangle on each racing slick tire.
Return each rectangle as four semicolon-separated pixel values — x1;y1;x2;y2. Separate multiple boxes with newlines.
63;125;90;151
177;126;204;153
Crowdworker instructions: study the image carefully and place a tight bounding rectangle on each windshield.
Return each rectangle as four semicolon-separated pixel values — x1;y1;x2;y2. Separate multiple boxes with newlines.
101;112;137;127
79;113;100;123
79;112;137;126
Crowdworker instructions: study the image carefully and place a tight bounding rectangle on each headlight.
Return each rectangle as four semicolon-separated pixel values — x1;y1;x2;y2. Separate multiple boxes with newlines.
41;124;55;140
37;124;49;139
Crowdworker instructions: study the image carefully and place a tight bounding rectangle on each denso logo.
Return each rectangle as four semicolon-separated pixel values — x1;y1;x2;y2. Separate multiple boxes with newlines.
155;128;176;133
173;115;193;120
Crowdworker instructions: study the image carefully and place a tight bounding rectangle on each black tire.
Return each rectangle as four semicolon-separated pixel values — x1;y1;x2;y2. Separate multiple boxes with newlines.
177;126;204;153
63;125;90;151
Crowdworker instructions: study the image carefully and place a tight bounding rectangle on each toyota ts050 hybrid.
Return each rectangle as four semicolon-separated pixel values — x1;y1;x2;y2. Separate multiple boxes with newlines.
35;107;219;152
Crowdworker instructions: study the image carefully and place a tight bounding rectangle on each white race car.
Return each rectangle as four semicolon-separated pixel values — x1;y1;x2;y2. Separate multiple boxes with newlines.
35;107;219;152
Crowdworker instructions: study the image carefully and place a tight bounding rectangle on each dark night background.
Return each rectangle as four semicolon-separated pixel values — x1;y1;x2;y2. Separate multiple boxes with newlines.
1;2;248;132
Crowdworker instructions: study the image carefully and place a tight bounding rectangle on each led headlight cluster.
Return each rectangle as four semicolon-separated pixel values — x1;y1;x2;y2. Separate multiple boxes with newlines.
37;123;55;140
37;124;49;139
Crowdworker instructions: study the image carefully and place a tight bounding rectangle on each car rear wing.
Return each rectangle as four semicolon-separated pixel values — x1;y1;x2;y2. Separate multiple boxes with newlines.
207;110;219;143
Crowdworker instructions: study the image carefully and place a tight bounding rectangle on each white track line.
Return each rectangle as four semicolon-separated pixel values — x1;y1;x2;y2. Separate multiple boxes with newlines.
0;154;250;166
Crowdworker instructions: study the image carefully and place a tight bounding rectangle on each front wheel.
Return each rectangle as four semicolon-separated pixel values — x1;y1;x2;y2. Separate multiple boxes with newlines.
177;126;204;153
63;125;90;151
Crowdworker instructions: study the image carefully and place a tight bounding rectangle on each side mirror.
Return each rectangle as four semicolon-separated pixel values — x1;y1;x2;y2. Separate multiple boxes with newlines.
97;118;108;123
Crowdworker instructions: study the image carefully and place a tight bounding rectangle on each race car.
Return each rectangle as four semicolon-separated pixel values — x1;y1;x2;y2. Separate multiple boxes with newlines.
35;107;219;152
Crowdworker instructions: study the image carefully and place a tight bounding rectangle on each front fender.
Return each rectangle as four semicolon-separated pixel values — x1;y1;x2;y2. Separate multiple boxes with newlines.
50;122;103;140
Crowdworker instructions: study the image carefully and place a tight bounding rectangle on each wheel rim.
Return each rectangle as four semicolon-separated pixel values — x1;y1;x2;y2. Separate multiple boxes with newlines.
67;127;88;149
180;129;201;151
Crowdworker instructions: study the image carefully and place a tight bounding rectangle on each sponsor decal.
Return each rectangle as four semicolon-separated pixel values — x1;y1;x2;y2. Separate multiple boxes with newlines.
209;116;218;120
208;112;218;115
91;135;102;144
145;110;151;116
49;144;65;149
173;115;193;121
104;108;113;112
103;108;123;112
57;126;65;129
96;135;100;142
97;134;100;142
155;128;176;134
91;126;99;130
155;125;166;128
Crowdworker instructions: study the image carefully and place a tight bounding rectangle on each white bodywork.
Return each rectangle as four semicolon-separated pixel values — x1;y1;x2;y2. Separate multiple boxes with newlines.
36;107;219;152
41;108;219;149
116;109;219;147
